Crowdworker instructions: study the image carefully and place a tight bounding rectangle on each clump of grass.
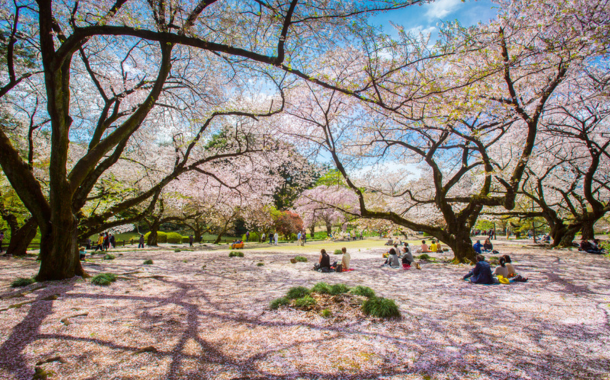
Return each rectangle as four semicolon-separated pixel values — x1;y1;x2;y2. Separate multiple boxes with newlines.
418;253;431;261
286;286;310;299
91;273;117;286
257;262;264;267
329;283;350;295
229;251;244;258
362;297;401;319
293;295;317;308
333;249;342;255
182;259;188;263
143;259;153;265
311;282;331;294
11;277;35;288
270;297;290;310
103;254;115;260
321;309;332;318
350;285;375;298
174;249;181;253
294;256;308;262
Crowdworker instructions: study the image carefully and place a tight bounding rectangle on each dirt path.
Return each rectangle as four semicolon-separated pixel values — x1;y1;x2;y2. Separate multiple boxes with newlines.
0;240;609;379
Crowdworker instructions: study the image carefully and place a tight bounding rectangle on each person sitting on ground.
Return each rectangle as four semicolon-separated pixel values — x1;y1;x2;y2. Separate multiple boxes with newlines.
420;240;429;253
543;234;551;243
341;247;351;271
579;239;594;252
473;240;482;254
429;240;438;252
581;239;604;254
494;256;509;278
401;246;414;269
483;238;493;252
463;255;494;284
502;255;517;277
319;249;331;270
382;248;400;268
79;246;87;260
592;239;606;253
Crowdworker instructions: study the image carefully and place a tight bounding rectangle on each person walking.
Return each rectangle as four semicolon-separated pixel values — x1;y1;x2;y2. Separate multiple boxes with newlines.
95;234;104;251
274;232;279;246
0;231;4;253
138;234;145;249
297;231;302;246
261;232;266;243
109;233;116;249
189;235;194;247
302;231;307;245
246;231;250;242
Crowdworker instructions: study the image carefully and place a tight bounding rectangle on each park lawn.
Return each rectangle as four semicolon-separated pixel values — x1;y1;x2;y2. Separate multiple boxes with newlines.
244;238;427;253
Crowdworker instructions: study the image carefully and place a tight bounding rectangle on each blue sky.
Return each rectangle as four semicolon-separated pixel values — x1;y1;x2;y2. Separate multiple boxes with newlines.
371;0;499;38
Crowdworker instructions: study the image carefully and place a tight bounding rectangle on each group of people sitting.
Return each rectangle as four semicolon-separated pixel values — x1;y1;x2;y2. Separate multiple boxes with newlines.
418;240;442;253
463;254;527;284
473;238;496;254
314;247;351;272
579;239;606;254
382;243;419;269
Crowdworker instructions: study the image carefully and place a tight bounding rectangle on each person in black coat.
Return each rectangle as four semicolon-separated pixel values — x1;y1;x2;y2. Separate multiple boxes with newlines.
463;255;494;284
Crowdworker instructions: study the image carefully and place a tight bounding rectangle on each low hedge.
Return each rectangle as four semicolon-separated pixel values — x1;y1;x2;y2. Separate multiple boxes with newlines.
143;231;167;243
166;232;184;244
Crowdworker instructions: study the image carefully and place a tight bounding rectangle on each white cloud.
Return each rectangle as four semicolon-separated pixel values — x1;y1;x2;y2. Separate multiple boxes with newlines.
408;25;437;36
424;0;462;20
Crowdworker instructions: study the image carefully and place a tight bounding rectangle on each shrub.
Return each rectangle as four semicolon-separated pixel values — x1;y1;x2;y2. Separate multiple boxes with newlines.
329;283;350;295
91;273;117;286
182;259;188;263
174;249;181;253
418;253;431;260
182;237;191;244
242;232;259;242
294;256;308;262
229;251;244;258
286;286;310;299
350;286;375;298
321;309;332;318
270;296;290;310
333;249;342;255
166;232;183;244
103;254;116;260
311;282;331;294
143;259;153;265
144;231;167;243
11;277;35;288
257;262;264;267
362;297;401;318
293;295;316;308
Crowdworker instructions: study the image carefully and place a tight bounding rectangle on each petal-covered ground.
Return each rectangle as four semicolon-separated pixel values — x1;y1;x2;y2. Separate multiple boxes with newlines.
1;240;609;379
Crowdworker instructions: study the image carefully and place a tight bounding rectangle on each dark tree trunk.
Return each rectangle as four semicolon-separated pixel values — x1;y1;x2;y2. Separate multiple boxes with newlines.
325;222;332;236
445;232;478;264
310;225;315;239
213;227;227;245
7;218;37;256
36;216;87;281
147;221;160;246
581;221;595;240
550;223;569;247
558;226;580;248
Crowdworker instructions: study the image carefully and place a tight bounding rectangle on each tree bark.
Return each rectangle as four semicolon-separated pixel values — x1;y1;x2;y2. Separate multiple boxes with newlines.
325;221;332;236
445;231;478;264
309;225;315;239
558;225;580;248
581;221;595;240
36;216;87;281
213;226;228;244
6;218;37;256
147;221;160;246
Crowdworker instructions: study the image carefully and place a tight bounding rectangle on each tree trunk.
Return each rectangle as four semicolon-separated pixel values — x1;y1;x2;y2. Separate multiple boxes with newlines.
36;216;87;281
325;222;332;236
581;221;595;240
213;227;227;245
447;233;478;264
7;218;37;256
309;225;315;239
147;221;160;246
558;226;580;248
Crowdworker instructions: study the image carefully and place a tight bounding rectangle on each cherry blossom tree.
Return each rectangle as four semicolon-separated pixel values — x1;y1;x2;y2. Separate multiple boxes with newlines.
294;184;358;237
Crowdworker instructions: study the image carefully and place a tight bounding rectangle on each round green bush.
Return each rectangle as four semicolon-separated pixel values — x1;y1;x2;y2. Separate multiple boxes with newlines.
350;286;375;298
143;259;153;265
11;277;35;288
286;286;310;299
362;297;401;318
242;232;260;242
418;253;431;261
329;283;350;295
311;282;331;294
229;251;244;258
174;249;181;253
333;249;342;255
103;254;116;260
294;256;308;262
257;262;264;267
293;295;316;308
166;232;184;244
321;309;332;318
144;231;167;243
91;273;117;286
270;296;290;310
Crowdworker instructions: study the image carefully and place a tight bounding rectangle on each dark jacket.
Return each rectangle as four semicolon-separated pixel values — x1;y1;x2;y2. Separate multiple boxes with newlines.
473;242;482;254
464;261;494;284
